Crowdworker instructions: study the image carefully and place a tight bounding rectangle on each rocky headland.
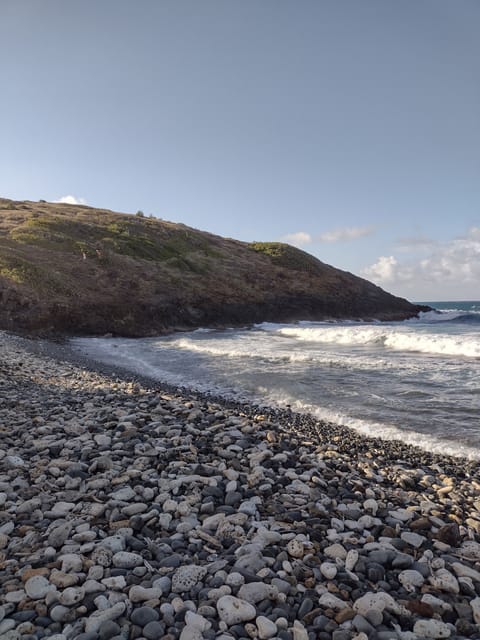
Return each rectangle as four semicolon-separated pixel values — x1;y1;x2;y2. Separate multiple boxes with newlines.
1;331;480;640
0;198;428;336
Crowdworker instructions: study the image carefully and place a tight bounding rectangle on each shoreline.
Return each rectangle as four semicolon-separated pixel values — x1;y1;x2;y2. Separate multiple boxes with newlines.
18;330;480;471
1;330;480;640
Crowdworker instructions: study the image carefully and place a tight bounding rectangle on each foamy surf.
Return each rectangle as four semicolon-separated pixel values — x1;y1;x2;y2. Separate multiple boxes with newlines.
253;389;480;461
274;325;480;358
71;301;480;461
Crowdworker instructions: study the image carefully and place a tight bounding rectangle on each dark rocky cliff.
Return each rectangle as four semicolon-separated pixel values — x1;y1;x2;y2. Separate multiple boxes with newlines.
0;198;428;336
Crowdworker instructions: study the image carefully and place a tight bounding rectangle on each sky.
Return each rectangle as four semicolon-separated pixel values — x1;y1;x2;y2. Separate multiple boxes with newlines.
1;0;479;301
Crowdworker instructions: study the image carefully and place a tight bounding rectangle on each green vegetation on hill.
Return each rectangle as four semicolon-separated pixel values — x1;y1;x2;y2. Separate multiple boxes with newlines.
9;211;222;266
249;242;330;273
0;197;427;336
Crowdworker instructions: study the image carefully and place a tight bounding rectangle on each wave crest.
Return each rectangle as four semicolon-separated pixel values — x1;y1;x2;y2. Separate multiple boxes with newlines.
276;326;480;358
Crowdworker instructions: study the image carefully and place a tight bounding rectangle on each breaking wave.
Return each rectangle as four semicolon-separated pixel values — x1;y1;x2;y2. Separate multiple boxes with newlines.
71;302;480;460
274;325;480;358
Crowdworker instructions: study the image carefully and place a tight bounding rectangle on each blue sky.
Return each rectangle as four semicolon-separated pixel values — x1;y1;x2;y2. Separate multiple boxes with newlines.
1;0;479;300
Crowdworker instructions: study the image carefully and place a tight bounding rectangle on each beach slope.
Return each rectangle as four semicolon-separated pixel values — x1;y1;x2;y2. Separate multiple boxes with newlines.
1;331;479;638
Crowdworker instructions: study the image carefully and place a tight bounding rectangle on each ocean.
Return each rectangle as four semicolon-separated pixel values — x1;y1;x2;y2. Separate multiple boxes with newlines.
72;300;480;460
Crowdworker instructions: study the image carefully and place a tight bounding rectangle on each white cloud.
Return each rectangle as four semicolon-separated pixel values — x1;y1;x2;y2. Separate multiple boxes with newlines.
55;195;87;205
318;226;374;243
469;226;480;240
362;255;399;283
281;231;312;247
361;227;480;298
280;226;374;247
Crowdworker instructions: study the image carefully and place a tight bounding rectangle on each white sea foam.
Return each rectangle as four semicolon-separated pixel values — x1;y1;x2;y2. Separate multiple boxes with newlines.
170;337;257;358
411;309;480;323
411;310;464;322
259;391;480;460
72;338;184;384
276;326;480;358
72;337;235;396
72;313;480;461
167;336;420;372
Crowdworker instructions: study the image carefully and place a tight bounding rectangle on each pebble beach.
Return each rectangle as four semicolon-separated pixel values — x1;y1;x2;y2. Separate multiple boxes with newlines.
1;331;480;640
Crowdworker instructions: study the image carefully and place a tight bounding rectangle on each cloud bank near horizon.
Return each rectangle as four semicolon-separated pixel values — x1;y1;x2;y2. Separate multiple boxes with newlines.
281;225;374;247
362;227;480;299
318;226;374;243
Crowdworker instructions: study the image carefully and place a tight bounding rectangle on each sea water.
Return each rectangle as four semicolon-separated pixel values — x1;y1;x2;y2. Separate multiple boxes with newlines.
72;301;480;459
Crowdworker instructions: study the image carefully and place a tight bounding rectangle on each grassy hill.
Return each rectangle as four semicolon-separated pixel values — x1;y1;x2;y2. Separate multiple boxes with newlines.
0;198;427;336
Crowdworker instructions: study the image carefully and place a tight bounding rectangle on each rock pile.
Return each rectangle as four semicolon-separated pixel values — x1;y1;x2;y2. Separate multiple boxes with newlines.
1;332;480;640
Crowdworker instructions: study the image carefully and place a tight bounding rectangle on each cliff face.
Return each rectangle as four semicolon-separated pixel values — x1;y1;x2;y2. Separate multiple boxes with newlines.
0;198;428;336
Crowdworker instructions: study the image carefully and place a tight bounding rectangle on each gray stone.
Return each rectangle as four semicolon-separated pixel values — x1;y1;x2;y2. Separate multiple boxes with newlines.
399;569;425;592
24;575;55;600
297;598;314;618
58;586;85;606
84;602;126;633
143;621;166;639
172;565;207;593
217;595;256;625
98;620;121;640
130;606;160;626
401;531;426;548
324;543;347;561
128;585;162;602
101;576;126;590
6;455;25;467
110;486;136;501
91;547;113;567
392;552;414;569
256;615;277;639
365;608;383;626
112;551;143;568
59;553;83;572
99;535;125;553
413;619;451;638
0;620;16;634
51;501;76;516
368;550;391;565
50;605;71;623
48;522;73;548
366;562;385;582
179;626;204;640
353;614;375;635
237;582;278;604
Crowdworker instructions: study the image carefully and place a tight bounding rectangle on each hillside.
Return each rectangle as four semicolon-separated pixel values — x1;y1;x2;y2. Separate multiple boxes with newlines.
0;198;427;336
